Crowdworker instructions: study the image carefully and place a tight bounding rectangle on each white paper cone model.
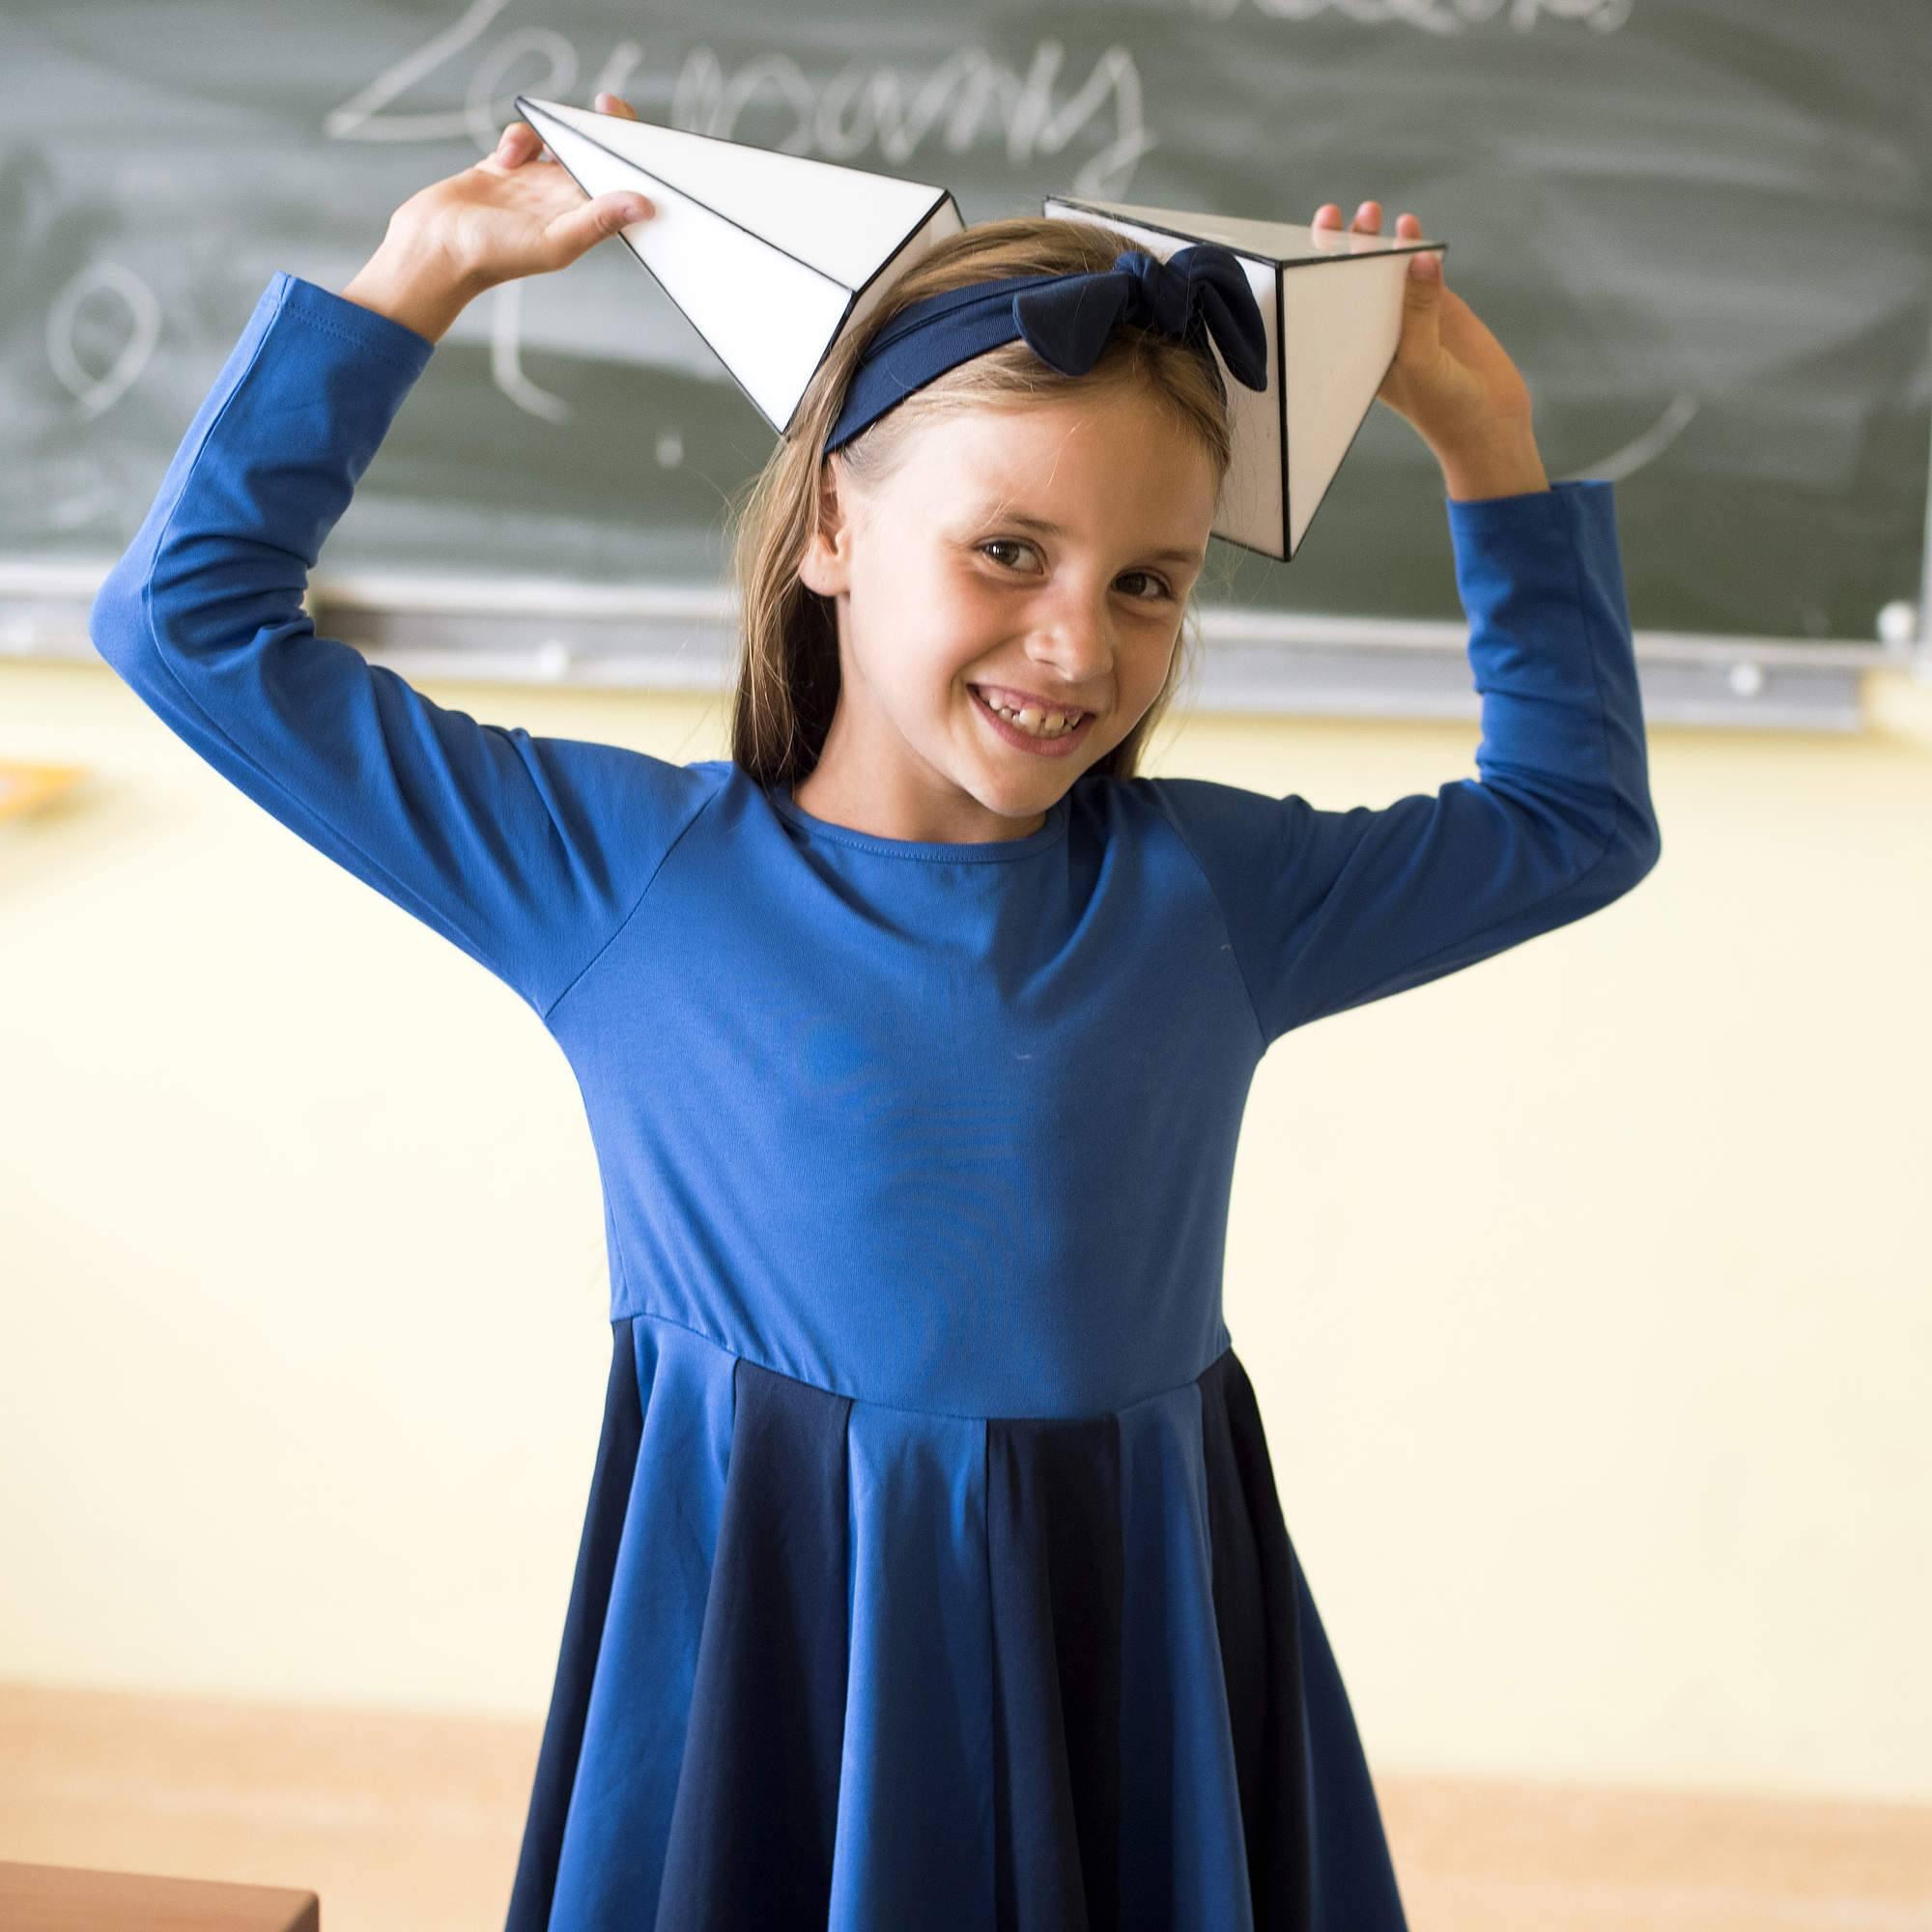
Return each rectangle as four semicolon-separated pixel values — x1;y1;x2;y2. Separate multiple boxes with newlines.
514;98;1445;561
514;96;963;439
1044;198;1443;559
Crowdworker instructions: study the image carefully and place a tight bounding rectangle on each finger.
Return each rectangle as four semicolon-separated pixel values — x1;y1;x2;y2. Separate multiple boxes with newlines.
594;90;639;120
1312;203;1342;229
556;191;653;259
1353;199;1381;234
493;120;540;166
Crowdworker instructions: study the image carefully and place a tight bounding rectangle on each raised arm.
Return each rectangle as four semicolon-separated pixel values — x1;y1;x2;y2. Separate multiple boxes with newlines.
87;101;708;1023
88;270;710;1021
1146;476;1662;1048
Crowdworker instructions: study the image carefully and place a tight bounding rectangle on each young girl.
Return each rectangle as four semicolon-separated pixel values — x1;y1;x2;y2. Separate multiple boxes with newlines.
91;89;1660;1932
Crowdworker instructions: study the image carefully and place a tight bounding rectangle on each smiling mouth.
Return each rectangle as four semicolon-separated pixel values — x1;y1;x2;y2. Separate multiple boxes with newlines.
968;685;1093;736
968;686;1098;753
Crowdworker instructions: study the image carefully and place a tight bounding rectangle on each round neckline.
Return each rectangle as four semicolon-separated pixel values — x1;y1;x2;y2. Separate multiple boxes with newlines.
769;781;1072;863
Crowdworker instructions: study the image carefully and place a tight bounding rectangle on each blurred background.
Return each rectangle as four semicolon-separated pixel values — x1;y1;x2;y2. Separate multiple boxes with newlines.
3;1;1929;1926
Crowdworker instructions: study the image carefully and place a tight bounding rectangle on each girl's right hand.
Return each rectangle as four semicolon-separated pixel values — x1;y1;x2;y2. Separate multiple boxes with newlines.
384;91;658;298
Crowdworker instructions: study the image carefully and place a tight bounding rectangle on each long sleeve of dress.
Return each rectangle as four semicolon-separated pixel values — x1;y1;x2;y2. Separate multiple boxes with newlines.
1145;478;1662;1048
87;270;713;1023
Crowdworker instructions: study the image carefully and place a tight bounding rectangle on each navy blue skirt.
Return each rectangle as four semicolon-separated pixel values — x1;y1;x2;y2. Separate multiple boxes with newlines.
504;1315;1409;1930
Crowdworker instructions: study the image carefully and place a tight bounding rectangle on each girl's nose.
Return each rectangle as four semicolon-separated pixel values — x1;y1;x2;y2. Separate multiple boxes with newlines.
1032;618;1114;676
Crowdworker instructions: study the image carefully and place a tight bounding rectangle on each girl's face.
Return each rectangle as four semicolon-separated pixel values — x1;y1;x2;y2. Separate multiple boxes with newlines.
795;382;1219;845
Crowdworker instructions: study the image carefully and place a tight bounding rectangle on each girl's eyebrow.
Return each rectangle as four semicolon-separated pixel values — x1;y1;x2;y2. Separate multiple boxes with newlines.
974;508;1205;570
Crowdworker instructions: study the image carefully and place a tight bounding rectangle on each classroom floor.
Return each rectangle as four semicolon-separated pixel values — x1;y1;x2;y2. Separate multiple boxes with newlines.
2;1681;1927;1931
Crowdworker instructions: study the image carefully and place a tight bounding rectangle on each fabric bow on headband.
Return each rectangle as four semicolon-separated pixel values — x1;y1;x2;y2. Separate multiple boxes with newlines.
1021;246;1271;389
512;93;1444;559
823;244;1271;456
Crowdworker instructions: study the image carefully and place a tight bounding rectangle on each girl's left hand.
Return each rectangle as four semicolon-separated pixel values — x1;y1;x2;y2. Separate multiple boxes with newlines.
1311;201;1534;454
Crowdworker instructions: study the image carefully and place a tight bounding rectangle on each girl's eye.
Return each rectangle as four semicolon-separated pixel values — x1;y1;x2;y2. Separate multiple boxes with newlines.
978;539;1174;604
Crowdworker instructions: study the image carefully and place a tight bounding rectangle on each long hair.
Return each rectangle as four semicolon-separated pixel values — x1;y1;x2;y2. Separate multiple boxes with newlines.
723;217;1238;788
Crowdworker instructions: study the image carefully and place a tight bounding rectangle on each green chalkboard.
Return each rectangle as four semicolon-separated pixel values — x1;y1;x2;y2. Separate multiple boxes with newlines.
4;0;1927;641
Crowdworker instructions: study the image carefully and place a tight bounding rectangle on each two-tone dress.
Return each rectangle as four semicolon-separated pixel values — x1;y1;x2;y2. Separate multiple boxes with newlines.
90;270;1661;1930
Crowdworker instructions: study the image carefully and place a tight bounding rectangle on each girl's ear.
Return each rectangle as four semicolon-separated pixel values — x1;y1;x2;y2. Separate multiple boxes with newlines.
798;457;856;597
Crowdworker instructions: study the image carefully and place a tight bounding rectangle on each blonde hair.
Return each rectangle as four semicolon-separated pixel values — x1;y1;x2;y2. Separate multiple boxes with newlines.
723;216;1238;788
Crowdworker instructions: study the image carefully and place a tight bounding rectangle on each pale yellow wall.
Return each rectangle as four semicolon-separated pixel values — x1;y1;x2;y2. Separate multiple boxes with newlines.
4;651;1927;1804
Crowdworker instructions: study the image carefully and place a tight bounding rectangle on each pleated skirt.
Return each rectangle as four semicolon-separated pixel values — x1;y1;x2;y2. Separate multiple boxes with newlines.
504;1313;1410;1931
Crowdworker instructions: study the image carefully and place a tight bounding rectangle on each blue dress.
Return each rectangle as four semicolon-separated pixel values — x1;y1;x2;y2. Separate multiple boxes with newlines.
91;270;1661;1931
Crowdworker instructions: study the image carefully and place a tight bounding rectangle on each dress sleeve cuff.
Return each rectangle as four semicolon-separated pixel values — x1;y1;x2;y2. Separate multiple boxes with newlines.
261;269;440;375
1444;475;1611;541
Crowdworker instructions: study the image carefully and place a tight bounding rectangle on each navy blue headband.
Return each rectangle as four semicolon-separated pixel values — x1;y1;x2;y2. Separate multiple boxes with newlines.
822;243;1269;457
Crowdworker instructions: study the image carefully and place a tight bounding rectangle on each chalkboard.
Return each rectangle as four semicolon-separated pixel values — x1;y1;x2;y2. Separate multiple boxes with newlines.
4;0;1927;642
